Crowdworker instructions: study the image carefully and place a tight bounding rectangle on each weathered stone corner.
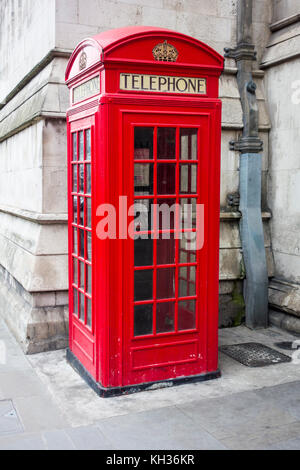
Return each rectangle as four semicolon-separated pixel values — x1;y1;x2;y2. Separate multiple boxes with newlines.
0;266;68;354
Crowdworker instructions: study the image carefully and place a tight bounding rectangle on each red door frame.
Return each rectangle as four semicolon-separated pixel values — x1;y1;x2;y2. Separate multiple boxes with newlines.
121;107;217;386
67;97;221;391
93;96;222;389
67;115;98;378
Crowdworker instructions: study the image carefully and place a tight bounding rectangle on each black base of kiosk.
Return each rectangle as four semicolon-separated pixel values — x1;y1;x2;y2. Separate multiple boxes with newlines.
67;348;221;398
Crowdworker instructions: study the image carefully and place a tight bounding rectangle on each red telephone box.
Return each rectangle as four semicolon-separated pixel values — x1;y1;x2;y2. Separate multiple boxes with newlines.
65;26;224;396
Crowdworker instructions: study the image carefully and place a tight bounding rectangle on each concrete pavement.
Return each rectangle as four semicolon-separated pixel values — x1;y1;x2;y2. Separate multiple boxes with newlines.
0;318;300;450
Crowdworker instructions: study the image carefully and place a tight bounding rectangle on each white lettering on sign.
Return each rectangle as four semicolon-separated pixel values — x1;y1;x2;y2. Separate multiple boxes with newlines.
73;76;100;103
120;73;207;94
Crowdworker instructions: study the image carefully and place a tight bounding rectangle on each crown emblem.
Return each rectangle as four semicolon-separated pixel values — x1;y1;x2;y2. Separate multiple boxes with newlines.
79;51;87;70
152;40;178;62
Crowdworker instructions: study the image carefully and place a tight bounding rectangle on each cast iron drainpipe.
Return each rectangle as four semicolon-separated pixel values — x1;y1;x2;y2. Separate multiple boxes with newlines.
224;0;268;329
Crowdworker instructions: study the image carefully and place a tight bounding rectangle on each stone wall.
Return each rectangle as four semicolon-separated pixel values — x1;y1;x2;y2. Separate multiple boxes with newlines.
272;0;299;22
0;0;273;352
0;0;56;105
262;0;300;332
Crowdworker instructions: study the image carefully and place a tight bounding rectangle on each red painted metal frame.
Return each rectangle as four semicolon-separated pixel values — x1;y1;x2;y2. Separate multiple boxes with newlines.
68;116;98;378
122;109;210;386
66;27;224;391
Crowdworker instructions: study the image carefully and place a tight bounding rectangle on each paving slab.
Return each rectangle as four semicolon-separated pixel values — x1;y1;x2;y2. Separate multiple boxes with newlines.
0;400;23;436
0;327;32;372
43;430;76;450
177;389;297;440
254;381;300;420
96;406;227;450
267;437;300;450
220;421;300;450
0;369;49;399
65;425;115;450
0;432;46;450
13;395;68;433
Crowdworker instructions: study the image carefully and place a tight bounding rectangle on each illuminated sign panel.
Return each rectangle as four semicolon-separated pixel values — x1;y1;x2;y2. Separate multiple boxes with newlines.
73;76;100;103
120;73;207;94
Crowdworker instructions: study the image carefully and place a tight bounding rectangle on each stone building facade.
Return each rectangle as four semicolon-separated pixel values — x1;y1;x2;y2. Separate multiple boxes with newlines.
0;0;298;353
262;1;300;330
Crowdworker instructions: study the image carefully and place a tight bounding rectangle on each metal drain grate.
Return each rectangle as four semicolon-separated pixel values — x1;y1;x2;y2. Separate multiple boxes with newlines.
219;342;292;367
0;400;23;436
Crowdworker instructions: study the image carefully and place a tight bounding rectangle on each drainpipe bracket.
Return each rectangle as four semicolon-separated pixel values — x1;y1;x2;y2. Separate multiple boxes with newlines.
227;192;240;209
224;43;257;62
229;137;263;153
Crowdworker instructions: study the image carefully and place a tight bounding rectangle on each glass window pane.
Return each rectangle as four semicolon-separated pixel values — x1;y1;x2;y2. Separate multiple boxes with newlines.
133;199;153;232
79;230;85;258
134;164;153;195
79;131;84;161
86;264;91;295
72;133;77;161
87;232;92;261
189;266;196;287
157;268;175;299
134;270;153;301
179;266;196;297
79;197;84;226
180;198;197;229
73;289;78;314
179;279;188;297
180;128;198;160
85;264;92;294
178;300;196;331
157;234;175;265
86;198;92;228
157;128;176;160
179;243;187;263
73;197;78;224
179;236;196;263
79;262;85;290
73;258;78;286
157;163;176;194
87;298;92;328
79;165;84;193
157;302;175;333
134;238;153;267
86;129;91;160
86;164;91;194
79;293;85;320
180;164;197;194
179;164;198;194
157;198;176;231
134;128;153;159
72;164;77;192
73;228;78;254
134;304;153;336
84;264;90;293
190;253;196;263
